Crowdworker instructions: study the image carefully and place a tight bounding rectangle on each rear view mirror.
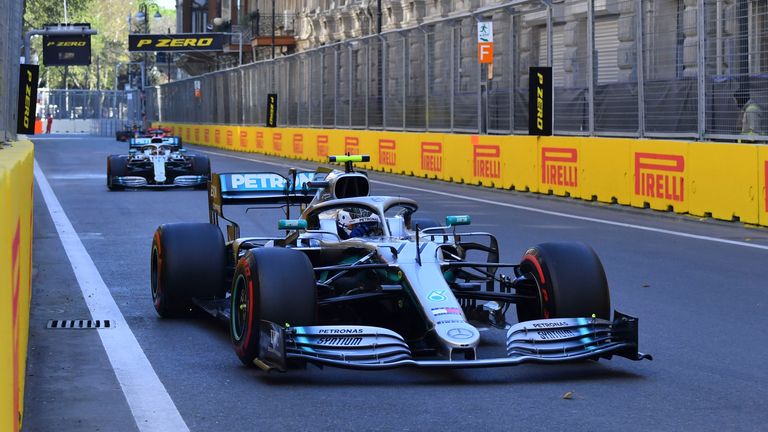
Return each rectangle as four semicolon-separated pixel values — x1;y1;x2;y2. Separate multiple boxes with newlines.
445;215;471;227
278;219;308;230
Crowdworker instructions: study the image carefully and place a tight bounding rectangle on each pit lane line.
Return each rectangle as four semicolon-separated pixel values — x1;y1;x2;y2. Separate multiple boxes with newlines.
34;161;190;432
195;148;768;252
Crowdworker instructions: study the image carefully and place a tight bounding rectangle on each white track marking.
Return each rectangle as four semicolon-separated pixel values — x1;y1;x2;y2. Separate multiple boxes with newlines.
195;148;768;251
34;161;189;432
29;136;87;140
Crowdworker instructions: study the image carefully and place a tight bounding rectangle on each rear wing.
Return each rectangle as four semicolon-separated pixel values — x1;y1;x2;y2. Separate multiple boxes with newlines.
208;171;320;229
129;136;181;148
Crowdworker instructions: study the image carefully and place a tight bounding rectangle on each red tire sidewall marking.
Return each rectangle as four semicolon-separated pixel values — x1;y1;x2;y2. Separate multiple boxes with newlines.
522;253;551;318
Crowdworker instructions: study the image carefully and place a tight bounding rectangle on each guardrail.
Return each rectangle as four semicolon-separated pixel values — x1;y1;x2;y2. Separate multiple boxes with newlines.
158;123;768;227
0;140;34;432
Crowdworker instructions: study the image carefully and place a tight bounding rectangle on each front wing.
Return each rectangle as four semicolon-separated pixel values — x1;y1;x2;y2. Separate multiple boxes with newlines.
111;174;207;188
255;311;651;371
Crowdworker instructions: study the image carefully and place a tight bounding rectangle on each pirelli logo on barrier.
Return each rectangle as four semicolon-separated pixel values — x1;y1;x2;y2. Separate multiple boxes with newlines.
293;134;304;154
764;161;768;210
214;129;221;145
226;130;234;147
634;152;685;202
194;128;200;143
317;135;329;157
421;142;443;173
273;133;283;151
185;127;191;141
204;128;210;143
128;34;224;52
541;147;578;187
239;130;248;148
345;137;359;155
379;140;396;166
473;141;501;179
255;131;264;149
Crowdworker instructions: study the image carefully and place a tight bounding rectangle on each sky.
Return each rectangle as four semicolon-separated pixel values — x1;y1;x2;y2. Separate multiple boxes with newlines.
155;0;176;9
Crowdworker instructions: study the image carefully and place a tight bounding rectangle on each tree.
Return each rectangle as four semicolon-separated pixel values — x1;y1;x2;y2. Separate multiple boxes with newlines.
23;0;166;90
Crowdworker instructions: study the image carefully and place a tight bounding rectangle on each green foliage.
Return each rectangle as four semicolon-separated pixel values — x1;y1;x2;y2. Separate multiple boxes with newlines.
23;0;176;90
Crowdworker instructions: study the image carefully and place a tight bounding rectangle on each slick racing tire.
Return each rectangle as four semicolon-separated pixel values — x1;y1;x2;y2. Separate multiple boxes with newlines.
151;223;226;317
107;155;128;190
230;248;317;367
191;155;211;189
516;242;610;322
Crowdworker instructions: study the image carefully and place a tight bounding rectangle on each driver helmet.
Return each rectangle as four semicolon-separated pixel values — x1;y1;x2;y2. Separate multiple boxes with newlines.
337;209;383;238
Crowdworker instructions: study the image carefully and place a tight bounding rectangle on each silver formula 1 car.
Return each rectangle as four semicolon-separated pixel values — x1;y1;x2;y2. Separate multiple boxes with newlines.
150;155;650;371
107;131;209;190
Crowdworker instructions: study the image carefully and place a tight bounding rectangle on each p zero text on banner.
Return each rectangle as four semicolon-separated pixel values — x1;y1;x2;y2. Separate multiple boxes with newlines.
16;65;39;135
529;67;552;136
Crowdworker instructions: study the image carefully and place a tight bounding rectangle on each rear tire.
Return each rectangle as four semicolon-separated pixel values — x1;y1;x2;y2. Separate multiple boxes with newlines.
516;242;611;322
107;155;128;190
230;248;317;366
151;223;226;317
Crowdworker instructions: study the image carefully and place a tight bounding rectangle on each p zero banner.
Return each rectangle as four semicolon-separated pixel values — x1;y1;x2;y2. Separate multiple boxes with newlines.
528;67;552;136
16;65;39;135
128;34;225;52
42;34;91;65
266;94;278;128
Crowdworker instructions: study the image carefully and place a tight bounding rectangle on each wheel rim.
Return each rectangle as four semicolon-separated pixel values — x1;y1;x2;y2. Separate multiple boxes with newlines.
231;274;249;341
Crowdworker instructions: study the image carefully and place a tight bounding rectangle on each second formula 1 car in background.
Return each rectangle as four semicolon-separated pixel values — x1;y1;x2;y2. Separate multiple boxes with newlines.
106;129;209;190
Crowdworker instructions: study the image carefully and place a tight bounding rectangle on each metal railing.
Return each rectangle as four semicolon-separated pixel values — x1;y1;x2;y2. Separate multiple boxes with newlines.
147;0;768;142
0;0;23;142
36;89;142;136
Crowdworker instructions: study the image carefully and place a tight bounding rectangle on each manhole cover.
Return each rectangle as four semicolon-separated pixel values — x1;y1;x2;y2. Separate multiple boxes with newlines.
46;319;112;329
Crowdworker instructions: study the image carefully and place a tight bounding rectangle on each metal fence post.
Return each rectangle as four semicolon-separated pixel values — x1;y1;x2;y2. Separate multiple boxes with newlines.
319;50;324;127
334;47;339;128
349;44;353;127
636;0;645;138
402;34;407;130
696;0;706;140
450;25;455;132
587;0;595;135
379;35;388;129
510;11;516;133
547;4;554;132
365;40;370;129
422;27;430;131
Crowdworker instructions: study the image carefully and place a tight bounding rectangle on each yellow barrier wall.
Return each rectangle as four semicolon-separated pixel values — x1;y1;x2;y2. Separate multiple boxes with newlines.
159;123;768;227
688;143;759;224
0;140;34;432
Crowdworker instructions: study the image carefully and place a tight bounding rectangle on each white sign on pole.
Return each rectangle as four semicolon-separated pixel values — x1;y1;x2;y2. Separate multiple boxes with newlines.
477;22;493;43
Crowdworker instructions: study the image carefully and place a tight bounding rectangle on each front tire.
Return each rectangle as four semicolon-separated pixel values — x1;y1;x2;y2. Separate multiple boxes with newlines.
231;248;317;366
107;155;128;190
151;223;226;317
516;242;611;322
191;155;211;189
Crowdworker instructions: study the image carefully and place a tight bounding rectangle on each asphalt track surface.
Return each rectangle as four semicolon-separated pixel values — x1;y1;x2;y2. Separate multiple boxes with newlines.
24;135;768;432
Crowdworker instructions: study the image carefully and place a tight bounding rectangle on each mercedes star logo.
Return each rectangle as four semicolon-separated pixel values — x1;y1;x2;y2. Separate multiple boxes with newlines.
447;328;474;340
